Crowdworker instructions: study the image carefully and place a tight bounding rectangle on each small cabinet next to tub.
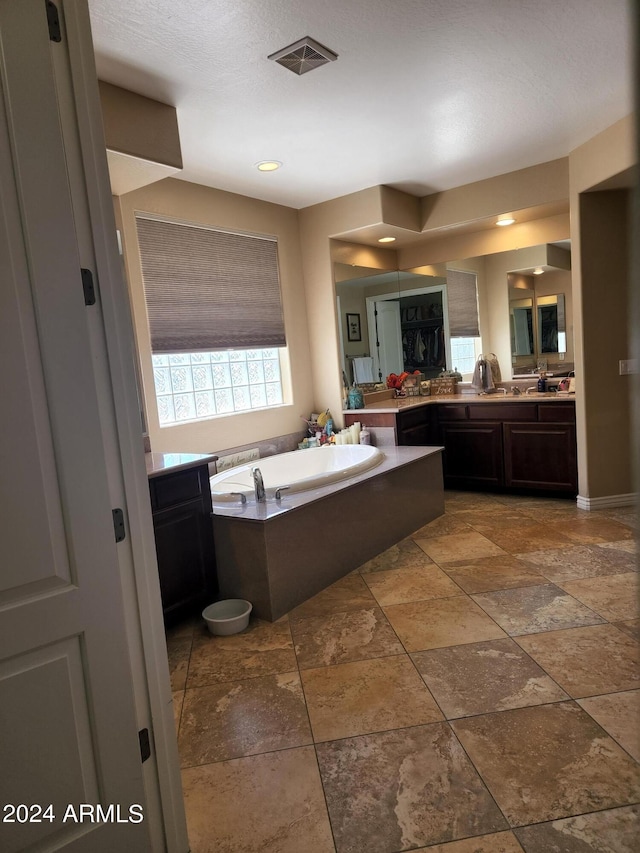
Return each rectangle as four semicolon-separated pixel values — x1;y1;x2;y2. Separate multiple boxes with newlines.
147;454;218;625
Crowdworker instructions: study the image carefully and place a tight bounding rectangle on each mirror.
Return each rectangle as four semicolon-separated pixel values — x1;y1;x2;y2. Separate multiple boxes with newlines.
335;266;449;385
507;265;570;373
510;298;534;356
334;242;572;389
537;293;566;354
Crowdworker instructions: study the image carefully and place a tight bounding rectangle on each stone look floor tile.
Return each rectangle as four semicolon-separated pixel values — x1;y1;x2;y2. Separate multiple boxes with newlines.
167;636;192;692
173;690;184;731
597;538;637;555
445;493;508;512
169;491;638;853
288;573;376;621
480;524;572;554
455;509;540;531
514;804;640;853
182;746;335;853
178;671;312;766
577;691;640;761
451;702;640;826
557;572;640;622
362;564;463;606
383;596;507;652
412;638;569;719
470;584;606;636
516;544;637;582
186;618;296;687
301;655;443;742
292;606;404;669
549;516;636;545
441;555;548;594
410;514;475;539
414;530;508;564
316;723;507;853
614;618;640;642
514;624;640;698
358;537;435;572
599;508;639;529
413;831;526;853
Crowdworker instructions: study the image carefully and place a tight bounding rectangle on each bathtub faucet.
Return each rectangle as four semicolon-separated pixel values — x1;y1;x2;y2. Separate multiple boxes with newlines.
251;467;266;502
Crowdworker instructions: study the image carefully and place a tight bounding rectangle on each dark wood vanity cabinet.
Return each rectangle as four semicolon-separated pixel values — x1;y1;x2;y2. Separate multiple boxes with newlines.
437;401;577;494
396;405;434;446
148;463;218;625
503;406;577;492
440;420;504;488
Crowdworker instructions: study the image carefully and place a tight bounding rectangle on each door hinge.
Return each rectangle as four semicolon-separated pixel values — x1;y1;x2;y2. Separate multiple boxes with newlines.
81;268;96;306
139;728;151;764
112;508;126;543
45;1;61;42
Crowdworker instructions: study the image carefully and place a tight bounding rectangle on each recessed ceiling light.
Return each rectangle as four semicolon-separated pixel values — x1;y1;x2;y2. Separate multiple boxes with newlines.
496;216;516;226
378;236;396;243
256;160;282;172
533;267;544;275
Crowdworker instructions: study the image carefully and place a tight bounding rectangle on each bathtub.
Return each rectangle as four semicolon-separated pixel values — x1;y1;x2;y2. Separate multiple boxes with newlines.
210;444;384;502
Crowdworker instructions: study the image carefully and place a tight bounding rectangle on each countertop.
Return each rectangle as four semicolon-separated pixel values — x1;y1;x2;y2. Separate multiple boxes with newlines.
145;451;218;478
343;391;575;415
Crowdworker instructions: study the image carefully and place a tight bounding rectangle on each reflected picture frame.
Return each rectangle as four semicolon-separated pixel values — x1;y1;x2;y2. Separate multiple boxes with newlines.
346;312;361;342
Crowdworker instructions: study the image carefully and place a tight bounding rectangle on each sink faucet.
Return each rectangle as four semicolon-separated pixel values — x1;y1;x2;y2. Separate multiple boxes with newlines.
494;387;507;395
251;467;266;502
525;386;538;395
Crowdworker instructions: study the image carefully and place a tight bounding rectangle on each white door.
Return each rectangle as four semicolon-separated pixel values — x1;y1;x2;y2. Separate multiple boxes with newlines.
370;299;404;380
0;2;166;850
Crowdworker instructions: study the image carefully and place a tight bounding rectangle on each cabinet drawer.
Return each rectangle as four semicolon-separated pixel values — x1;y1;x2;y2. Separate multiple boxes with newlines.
468;403;538;421
150;467;205;511
538;403;576;423
437;404;468;420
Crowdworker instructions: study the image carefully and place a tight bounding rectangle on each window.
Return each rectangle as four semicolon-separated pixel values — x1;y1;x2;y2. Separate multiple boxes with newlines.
450;336;482;377
447;269;481;377
152;349;283;426
135;215;287;426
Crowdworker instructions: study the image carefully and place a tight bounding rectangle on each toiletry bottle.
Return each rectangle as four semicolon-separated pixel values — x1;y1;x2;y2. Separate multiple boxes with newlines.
359;425;371;445
537;373;546;392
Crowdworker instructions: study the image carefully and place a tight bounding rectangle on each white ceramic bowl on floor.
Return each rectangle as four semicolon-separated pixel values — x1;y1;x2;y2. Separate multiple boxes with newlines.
202;599;252;635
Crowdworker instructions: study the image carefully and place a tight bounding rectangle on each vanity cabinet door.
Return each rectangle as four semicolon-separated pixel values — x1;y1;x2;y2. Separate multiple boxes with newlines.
503;422;577;493
440;421;504;488
397;406;433;445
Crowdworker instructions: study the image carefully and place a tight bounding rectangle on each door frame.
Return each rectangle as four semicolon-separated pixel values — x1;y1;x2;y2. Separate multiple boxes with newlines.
63;3;188;849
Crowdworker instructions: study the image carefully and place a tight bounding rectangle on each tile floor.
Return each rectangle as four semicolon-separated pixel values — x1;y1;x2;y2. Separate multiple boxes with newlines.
168;492;639;853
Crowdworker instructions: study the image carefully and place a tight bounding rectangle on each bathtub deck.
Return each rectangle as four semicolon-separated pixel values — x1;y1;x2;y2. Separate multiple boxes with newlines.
211;446;444;621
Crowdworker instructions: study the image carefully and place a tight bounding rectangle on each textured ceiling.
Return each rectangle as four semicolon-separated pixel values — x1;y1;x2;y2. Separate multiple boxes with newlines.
88;0;633;210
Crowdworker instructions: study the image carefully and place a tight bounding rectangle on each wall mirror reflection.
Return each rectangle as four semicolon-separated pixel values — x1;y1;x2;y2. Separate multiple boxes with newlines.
335;267;452;384
507;243;571;375
334;242;571;390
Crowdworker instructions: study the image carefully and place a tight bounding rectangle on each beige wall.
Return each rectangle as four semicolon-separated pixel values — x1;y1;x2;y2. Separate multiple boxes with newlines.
569;115;636;500
115;177;313;454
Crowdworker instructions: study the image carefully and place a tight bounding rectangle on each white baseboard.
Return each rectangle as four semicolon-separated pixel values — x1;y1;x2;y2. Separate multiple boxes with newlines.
576;492;638;511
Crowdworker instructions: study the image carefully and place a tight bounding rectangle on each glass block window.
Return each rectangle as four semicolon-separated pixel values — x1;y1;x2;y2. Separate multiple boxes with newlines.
450;337;482;378
153;348;284;426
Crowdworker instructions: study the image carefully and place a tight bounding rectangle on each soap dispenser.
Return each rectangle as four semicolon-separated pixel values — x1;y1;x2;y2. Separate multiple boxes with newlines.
537;372;547;392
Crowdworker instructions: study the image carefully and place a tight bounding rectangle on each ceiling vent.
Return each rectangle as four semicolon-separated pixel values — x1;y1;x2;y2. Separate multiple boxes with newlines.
268;36;338;75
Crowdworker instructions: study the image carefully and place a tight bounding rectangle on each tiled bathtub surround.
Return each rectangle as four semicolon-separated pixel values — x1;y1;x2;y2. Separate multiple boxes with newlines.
168;492;639;853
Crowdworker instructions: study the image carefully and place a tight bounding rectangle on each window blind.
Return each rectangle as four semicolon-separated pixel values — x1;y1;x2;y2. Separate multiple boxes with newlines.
446;269;480;337
135;215;286;352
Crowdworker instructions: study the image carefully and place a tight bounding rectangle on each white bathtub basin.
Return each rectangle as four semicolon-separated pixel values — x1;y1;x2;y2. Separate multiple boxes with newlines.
210;444;384;502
